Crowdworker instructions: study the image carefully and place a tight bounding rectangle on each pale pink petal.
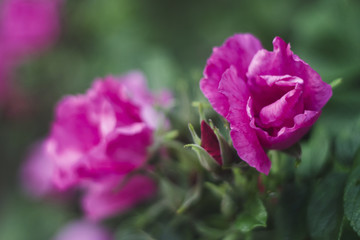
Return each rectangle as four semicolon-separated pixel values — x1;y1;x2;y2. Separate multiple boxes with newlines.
21;141;57;198
53;220;113;240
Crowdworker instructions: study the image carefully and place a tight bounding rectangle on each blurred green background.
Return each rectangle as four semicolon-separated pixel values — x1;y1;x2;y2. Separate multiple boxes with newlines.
1;0;360;239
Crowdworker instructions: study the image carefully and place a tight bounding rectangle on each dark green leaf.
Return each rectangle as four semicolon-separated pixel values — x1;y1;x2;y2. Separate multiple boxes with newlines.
234;196;267;233
159;178;185;210
336;117;360;166
307;172;347;240
115;228;156;240
344;165;360;236
275;184;309;240
177;176;202;214
188;123;201;145
184;144;220;171
212;127;237;168
297;125;330;179
221;192;237;218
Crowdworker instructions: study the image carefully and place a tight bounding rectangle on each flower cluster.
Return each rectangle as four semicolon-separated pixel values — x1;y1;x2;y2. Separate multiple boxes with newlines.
19;31;335;239
22;72;168;220
200;34;332;174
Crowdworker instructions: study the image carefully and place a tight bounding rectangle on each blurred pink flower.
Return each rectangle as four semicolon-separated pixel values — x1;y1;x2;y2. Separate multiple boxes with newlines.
200;34;332;174
0;0;61;59
53;220;113;240
0;0;62;108
33;72;163;220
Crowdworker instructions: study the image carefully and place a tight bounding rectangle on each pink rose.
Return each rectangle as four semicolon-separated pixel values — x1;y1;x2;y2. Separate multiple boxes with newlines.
53;220;113;240
200;34;332;174
39;72;162;219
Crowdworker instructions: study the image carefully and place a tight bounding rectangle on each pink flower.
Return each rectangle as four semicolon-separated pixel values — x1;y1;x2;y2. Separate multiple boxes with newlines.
0;0;61;59
53;220;113;240
42;72;161;219
200;34;332;174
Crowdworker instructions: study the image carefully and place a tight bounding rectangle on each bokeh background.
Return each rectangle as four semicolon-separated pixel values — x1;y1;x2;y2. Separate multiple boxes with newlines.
1;0;360;239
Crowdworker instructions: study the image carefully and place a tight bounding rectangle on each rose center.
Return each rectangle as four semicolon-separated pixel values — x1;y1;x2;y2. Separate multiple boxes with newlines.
248;75;305;136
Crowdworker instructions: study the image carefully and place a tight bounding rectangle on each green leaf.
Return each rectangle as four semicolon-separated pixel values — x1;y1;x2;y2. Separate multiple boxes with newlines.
0;195;71;240
307;172;347;240
344;165;360;237
184;144;220;171
213;127;237;168
330;78;342;89
297;125;330;179
195;222;227;239
222;232;243;240
275;184;309;240
159;178;185;210
176;176;202;214
221;192;237;218
205;182;228;198
336;117;360;166
115;229;156;240
282;142;301;162
234;196;267;233
188;123;201;145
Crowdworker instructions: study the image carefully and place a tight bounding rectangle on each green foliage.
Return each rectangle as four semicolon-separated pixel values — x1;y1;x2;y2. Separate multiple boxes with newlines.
344;165;360;237
0;195;71;240
297;124;330;179
115;228;156;240
307;172;347;240
275;184;309;240
184;144;220;172
234;196;267;233
335;117;360;166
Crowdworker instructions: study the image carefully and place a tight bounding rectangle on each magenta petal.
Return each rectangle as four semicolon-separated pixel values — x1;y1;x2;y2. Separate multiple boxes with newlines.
219;67;271;174
83;175;156;221
230;130;271;174
259;84;304;127
201;33;263;117
253;110;321;149
105;123;152;166
200;78;229;118
247;36;332;111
